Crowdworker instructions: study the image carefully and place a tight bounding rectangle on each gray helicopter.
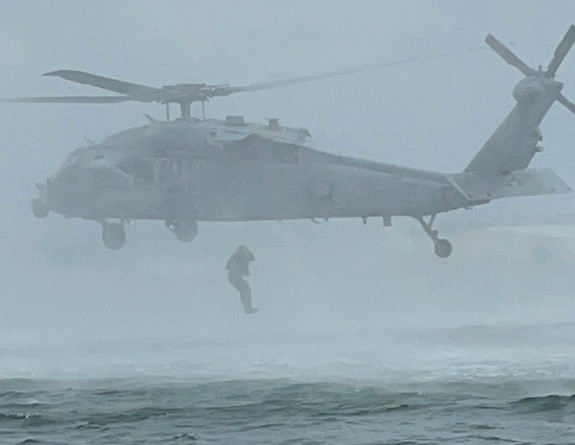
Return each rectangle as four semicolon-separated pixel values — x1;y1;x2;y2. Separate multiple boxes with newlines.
5;26;575;257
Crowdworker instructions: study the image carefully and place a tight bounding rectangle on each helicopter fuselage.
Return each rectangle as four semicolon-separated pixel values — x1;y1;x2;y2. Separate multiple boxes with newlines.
39;117;470;226
18;26;575;256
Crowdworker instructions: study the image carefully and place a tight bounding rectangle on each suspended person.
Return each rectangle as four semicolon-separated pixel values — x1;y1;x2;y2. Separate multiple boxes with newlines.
226;245;258;314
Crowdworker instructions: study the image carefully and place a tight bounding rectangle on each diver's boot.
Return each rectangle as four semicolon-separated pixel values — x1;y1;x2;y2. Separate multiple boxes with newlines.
244;307;258;314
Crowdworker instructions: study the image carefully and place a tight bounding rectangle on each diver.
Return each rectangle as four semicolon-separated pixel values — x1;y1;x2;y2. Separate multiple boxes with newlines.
226;245;258;314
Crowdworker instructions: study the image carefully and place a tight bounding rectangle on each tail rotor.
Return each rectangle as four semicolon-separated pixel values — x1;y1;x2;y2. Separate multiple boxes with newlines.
546;25;575;78
486;25;575;115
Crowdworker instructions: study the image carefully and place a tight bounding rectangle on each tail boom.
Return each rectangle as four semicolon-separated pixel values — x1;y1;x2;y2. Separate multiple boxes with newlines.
464;76;562;175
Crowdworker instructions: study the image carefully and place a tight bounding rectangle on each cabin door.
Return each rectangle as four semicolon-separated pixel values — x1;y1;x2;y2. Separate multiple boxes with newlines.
156;158;193;219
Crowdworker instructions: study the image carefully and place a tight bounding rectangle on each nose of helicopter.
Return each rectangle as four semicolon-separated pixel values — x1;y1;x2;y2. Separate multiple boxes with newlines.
31;180;50;218
35;154;133;220
35;163;92;218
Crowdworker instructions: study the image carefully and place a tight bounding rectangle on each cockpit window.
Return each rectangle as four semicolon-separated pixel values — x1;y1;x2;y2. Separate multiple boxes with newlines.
63;150;83;166
56;148;87;175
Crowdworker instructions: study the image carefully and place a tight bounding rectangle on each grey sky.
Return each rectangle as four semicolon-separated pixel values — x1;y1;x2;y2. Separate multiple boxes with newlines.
1;1;574;351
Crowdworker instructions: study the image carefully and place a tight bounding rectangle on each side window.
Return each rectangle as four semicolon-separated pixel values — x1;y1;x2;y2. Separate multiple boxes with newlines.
158;160;183;181
157;159;186;193
118;157;154;185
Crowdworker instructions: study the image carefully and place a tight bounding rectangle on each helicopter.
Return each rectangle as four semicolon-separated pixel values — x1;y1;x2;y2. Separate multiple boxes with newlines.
4;26;575;257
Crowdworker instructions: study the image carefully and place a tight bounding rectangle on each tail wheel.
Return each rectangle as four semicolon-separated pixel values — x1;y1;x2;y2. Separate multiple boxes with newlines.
31;199;49;218
173;220;198;243
102;222;126;250
434;239;452;258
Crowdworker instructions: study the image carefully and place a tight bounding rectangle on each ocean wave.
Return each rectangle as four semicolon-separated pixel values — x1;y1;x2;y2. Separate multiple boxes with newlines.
511;394;575;412
0;379;574;443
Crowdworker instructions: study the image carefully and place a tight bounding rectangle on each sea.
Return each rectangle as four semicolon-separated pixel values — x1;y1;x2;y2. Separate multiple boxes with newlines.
1;323;575;444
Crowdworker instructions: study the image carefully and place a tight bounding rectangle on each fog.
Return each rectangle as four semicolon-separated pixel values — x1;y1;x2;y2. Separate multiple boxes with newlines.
1;1;575;379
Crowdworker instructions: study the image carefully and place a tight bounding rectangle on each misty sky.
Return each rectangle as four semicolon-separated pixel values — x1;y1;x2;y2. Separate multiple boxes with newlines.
1;1;575;349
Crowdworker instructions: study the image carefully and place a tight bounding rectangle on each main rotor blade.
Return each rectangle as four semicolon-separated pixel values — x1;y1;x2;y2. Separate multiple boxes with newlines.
10;45;489;107
1;95;134;103
546;25;575;78
557;93;575;114
43;70;163;101
233;46;487;93
485;34;534;76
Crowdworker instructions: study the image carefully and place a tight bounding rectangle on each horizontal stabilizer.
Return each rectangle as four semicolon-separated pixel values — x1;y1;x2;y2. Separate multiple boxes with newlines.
447;168;571;201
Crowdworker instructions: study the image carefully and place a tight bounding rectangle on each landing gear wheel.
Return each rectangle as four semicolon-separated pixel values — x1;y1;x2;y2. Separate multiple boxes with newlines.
102;222;126;250
31;199;49;218
434;239;452;258
172;220;198;243
415;215;453;258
